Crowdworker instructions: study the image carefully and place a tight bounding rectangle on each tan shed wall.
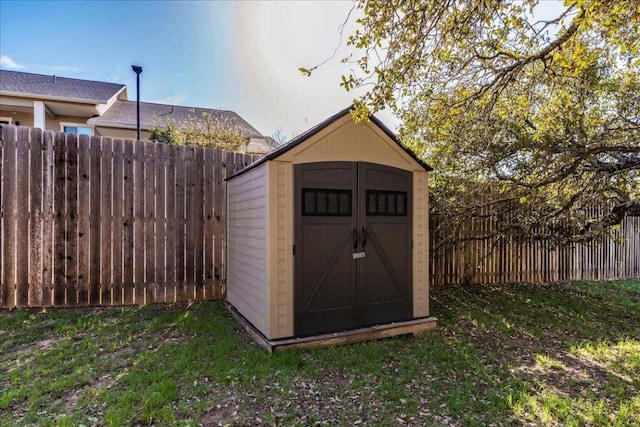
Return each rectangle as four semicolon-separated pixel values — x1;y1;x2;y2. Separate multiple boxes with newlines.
413;171;430;317
267;161;294;339
226;164;270;337
278;115;422;173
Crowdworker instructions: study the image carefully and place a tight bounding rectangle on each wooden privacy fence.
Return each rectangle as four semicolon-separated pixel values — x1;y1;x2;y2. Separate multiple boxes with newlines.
0;125;257;309
2;125;639;308
430;212;640;286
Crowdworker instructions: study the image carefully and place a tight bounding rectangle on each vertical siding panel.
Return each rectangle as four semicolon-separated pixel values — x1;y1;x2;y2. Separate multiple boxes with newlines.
144;142;157;304
164;145;176;303
174;146;187;301
213;149;223;297
100;139;113;305
65;134;79;306
203;147;215;298
14;127;30;307
111;140;124;305
41;131;54;306
1;126;17;308
28;128;44;307
89;136;102;305
155;143;167;303
77;134;91;305
53;132;67;306
413;171;429;317
122;140;134;304
133;140;145;304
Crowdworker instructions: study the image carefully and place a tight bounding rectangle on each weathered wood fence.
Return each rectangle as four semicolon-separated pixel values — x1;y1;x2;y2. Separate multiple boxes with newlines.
0;125;257;308
2;125;639;308
430;211;640;286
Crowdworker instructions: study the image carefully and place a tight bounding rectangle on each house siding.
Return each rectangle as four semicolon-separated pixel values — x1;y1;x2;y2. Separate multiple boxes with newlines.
226;164;269;336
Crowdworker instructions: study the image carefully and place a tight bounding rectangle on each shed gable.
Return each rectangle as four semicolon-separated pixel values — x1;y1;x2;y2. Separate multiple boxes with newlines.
278;116;420;172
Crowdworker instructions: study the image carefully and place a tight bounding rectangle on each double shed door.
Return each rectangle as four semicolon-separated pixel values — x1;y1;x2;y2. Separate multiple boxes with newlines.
294;162;413;336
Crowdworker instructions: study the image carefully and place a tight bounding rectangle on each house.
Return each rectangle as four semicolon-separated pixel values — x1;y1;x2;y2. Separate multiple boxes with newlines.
225;106;437;349
0;69;275;154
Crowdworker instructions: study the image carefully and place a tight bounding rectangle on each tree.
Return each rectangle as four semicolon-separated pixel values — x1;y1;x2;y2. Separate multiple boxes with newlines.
270;127;290;146
149;112;248;152
312;0;640;244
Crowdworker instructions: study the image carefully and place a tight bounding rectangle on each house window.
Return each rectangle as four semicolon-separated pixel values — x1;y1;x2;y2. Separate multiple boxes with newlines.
62;123;93;136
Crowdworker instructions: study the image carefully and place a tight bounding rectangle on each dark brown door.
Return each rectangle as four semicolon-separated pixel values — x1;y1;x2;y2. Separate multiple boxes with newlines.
294;162;412;336
357;162;413;325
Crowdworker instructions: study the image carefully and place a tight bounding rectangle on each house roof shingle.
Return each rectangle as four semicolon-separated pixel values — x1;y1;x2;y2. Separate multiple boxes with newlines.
0;69;125;103
87;100;263;138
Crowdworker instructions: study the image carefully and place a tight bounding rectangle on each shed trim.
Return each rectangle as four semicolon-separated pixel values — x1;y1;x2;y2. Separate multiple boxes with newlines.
227;105;432;181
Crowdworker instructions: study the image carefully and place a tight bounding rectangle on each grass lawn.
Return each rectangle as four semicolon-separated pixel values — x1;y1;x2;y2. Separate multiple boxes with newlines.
1;280;639;426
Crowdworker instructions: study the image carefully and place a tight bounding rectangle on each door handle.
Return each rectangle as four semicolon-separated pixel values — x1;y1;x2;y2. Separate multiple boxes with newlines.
361;226;368;248
353;227;358;250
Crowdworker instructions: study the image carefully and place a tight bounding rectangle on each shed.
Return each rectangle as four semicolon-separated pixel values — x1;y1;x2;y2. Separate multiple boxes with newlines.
226;106;434;345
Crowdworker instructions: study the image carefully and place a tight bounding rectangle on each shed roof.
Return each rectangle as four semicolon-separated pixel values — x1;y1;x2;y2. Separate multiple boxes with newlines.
87;99;263;137
228;105;432;180
0;69;125;103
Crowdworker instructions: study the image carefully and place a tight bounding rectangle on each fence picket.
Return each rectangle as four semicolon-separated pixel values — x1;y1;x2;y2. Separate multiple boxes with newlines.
144;142;157;304
111;140;124;305
184;146;195;298
133;140;145;304
164;145;176;303
89;136;102;305
213;149;223;298
65;134;79;305
194;146;205;298
42;131;54;306
155;143;167;303
77;134;91;305
1;126;17;308
14;127;30;307
122;140;134;304
28;128;44;307
174;146;187;301
203;147;215;298
53;132;67;305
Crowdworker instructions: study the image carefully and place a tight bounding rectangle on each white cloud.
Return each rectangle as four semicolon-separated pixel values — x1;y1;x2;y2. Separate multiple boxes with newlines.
0;55;25;69
0;55;80;74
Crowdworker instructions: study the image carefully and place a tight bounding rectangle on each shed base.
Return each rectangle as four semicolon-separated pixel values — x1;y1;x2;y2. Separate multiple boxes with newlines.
224;302;438;353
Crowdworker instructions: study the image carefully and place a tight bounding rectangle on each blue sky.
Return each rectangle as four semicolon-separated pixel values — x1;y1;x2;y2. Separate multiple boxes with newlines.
1;0;565;139
0;0;362;137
